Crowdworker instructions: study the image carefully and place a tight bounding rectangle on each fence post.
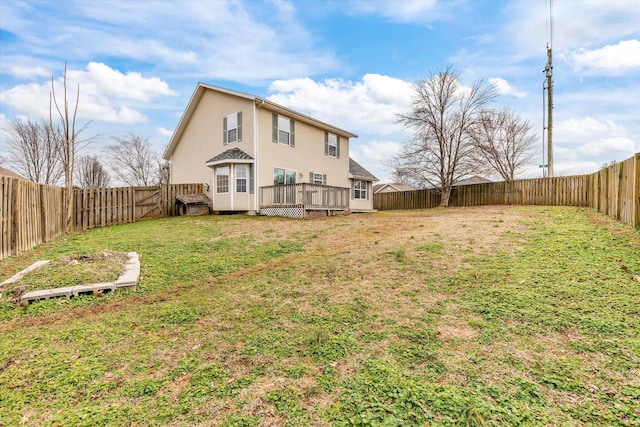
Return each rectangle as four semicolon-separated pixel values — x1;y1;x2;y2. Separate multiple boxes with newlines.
635;153;640;228
10;178;18;256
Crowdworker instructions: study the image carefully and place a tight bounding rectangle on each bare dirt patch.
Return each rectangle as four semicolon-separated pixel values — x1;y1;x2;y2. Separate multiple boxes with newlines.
1;251;129;304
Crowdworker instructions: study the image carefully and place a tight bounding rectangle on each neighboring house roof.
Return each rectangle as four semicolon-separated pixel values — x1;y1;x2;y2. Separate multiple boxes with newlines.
205;148;254;167
453;175;492;186
164;83;359;160
0;166;27;180
176;193;212;205
373;183;416;193
349;158;378;182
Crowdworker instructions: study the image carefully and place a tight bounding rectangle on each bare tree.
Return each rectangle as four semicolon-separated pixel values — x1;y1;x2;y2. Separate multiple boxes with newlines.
3;118;63;184
75;155;111;188
469;108;537;181
50;63;91;231
106;134;160;186
158;159;170;185
391;67;497;206
600;160;617;170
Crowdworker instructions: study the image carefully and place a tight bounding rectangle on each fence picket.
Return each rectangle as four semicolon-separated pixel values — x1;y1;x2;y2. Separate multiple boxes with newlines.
1;182;203;260
374;153;639;229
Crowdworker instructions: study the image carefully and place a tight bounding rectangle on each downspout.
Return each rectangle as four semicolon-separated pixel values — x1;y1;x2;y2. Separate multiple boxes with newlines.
254;99;264;213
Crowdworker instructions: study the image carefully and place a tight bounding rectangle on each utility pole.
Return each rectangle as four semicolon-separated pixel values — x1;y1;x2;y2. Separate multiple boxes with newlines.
543;0;554;177
545;45;553;177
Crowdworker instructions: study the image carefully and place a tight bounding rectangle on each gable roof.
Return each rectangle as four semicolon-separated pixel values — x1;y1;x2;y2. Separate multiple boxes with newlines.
453;175;492;186
205;148;254;167
164;83;358;160
349;158;378;182
0;166;28;180
373;183;416;193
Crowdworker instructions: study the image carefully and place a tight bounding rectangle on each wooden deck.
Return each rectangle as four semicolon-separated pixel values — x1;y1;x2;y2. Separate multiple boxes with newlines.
259;184;350;211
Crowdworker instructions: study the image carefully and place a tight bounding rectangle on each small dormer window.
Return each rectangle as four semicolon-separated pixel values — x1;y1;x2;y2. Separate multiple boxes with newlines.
223;112;242;145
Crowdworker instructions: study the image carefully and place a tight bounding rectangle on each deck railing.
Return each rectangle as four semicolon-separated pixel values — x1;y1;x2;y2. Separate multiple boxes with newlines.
259;184;350;210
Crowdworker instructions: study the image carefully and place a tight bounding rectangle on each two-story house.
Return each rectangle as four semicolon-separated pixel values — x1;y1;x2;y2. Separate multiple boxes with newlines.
163;83;377;218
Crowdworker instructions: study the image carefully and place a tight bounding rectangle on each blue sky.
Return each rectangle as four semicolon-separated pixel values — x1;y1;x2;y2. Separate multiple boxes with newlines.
1;0;638;183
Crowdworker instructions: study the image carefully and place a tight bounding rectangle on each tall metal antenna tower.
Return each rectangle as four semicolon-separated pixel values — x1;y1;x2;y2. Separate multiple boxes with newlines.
543;0;554;177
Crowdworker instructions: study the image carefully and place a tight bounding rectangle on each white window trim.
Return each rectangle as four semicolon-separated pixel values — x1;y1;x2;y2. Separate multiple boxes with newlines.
216;166;230;194
353;179;368;200
312;172;324;185
272;113;295;147
223;112;242;145
236;164;248;193
327;133;337;158
273;167;297;185
278;116;290;146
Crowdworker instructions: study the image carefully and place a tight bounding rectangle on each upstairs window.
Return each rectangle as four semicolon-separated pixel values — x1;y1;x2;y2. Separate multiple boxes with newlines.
272;113;295;147
325;132;340;158
223;112;242;145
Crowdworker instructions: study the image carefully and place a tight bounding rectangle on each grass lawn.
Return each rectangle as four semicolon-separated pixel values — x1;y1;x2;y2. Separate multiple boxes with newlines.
0;206;638;426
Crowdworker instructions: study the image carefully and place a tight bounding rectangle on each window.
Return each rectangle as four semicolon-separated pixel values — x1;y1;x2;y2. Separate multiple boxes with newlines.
216;166;229;193
223;112;242;144
274;168;296;185
273;168;285;185
236;164;247;193
272;113;295;146
311;172;326;185
353;180;368;200
325;132;339;158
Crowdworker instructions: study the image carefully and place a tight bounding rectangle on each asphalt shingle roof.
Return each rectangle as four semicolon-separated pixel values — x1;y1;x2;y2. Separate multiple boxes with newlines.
176;194;211;205
349;158;378;181
205;148;254;164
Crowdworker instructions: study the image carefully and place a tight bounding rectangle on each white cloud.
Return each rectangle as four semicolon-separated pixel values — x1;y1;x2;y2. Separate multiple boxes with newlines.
0;62;174;124
348;0;438;23
68;62;176;102
267;74;413;136
351;139;401;183
553;116;638;174
556;116;627;143
359;139;402;162
157;127;174;137
9;65;51;79
342;0;468;26
577;137;636;157
488;77;527;98
568;40;640;76
0;1;341;84
500;0;640;57
553;146;601;175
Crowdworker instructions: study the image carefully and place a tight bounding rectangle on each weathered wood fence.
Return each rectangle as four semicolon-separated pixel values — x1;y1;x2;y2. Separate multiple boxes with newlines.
1;181;202;260
374;153;640;228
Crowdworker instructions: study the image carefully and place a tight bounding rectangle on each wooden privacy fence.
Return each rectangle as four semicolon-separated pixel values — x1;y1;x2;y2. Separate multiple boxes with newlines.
1;181;203;260
374;153;640;228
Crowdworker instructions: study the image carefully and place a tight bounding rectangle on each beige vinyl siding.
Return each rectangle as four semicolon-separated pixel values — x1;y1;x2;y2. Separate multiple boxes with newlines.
170;91;255;199
350;180;374;211
256;108;350;189
211;164;253;211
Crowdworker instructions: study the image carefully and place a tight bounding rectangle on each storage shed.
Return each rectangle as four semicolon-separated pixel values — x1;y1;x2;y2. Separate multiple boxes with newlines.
176;194;211;216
